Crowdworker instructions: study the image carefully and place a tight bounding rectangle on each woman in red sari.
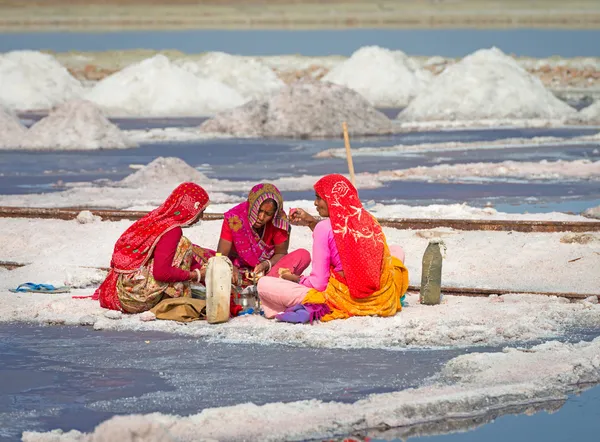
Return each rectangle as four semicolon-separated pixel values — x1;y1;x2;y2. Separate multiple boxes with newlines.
93;182;214;313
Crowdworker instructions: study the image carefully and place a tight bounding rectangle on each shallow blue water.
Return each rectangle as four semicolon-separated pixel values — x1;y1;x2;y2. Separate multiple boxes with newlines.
1;29;599;57
1;126;599;214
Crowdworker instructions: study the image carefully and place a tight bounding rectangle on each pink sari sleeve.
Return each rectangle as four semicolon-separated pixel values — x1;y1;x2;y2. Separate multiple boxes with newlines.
299;220;332;291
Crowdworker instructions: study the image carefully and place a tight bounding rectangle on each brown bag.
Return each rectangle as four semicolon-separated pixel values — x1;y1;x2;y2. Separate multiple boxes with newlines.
150;298;207;322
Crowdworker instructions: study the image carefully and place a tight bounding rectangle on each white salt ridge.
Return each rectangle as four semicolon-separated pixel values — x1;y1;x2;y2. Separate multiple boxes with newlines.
18;100;136;150
125;127;236;143
0;50;83;112
0;106;26;149
199;80;393;138
85;55;245;117
17;336;600;441
398;47;577;122
376;159;600;183
177;51;284;100
315;134;600;158
583;205;600;219
323;46;432;107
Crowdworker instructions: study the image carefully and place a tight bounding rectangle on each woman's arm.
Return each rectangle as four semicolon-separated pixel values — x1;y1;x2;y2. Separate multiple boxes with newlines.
152;228;196;283
297;221;331;291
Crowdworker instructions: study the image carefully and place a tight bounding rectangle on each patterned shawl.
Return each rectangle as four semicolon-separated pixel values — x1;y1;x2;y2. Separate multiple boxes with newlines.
93;182;210;310
223;183;290;268
314;174;385;299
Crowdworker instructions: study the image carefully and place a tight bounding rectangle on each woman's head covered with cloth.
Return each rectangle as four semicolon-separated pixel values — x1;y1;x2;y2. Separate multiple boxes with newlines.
313;174;385;299
93;182;209;311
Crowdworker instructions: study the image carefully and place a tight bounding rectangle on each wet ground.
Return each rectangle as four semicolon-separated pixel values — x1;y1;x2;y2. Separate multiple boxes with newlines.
1;125;599;213
1;323;599;441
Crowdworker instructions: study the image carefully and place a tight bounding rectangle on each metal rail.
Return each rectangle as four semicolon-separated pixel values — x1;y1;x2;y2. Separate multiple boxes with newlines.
1;206;599;233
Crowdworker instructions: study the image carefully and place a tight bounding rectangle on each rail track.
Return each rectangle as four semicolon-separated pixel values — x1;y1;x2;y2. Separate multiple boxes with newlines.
1;206;600;233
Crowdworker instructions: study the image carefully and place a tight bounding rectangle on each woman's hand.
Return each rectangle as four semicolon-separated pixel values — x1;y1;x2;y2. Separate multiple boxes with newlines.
253;260;271;275
280;272;301;283
289;208;317;227
231;266;240;286
188;269;202;283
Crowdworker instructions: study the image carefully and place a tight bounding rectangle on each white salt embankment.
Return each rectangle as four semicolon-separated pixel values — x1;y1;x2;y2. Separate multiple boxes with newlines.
0;106;27;149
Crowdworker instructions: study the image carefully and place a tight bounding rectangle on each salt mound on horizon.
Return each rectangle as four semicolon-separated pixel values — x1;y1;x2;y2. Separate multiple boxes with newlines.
199;81;393;138
398;47;576;122
322;46;432;107
579;100;600;122
20;100;136;150
85;55;245;117
177;52;284;100
117;157;212;188
0;107;26;149
0;50;83;111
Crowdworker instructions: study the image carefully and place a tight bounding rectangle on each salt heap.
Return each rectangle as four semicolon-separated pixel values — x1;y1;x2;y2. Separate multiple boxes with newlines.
117;157;212;188
579;100;600;122
0;107;26;149
0;50;83;111
322;46;432;107
85;55;245;117
583;205;600;219
199;81;393;138
398;47;576;122
177;52;284;100
20;100;136;150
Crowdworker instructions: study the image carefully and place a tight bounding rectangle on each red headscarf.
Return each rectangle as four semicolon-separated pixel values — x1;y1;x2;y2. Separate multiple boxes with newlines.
93;182;210;310
314;174;385;299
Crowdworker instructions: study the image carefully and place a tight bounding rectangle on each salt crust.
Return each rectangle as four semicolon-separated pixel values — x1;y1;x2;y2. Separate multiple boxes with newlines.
20;336;600;441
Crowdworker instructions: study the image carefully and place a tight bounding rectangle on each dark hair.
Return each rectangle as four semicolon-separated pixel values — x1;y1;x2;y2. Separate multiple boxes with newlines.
260;198;278;211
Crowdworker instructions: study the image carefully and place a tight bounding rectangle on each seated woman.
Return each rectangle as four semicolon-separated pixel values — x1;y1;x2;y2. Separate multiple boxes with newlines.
217;183;310;285
257;174;408;323
93;182;214;313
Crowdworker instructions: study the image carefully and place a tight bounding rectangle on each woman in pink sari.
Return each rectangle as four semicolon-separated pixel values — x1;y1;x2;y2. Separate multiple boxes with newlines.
93;182;215;313
217;183;310;285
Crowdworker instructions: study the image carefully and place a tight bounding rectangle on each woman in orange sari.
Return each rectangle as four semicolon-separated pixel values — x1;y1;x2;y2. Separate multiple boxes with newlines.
257;174;409;323
93;182;214;313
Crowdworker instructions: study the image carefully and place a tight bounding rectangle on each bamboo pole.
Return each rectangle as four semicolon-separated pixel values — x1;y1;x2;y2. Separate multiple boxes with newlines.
342;121;356;186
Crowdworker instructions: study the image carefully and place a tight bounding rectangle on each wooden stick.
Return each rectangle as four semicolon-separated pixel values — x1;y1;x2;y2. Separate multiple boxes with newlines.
342;121;356;186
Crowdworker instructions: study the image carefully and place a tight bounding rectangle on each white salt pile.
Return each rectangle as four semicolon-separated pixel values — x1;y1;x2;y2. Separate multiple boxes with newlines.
322;46;432;107
177;51;284;100
398;47;576;122
579;100;600;122
0;50;83;111
84;55;245;117
0;106;26;149
583;205;600;219
199;81;393;138
19;100;136;150
117;156;212;188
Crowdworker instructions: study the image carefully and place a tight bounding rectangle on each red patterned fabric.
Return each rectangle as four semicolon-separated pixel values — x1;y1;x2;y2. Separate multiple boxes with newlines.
93;182;210;311
313;174;385;299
